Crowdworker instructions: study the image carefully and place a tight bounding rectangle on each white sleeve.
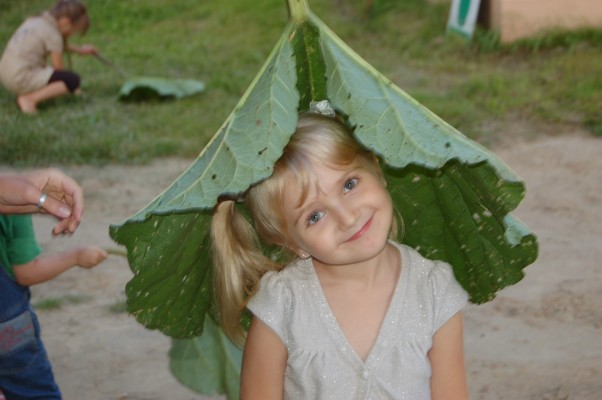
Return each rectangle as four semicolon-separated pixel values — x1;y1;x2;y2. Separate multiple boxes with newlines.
428;261;469;332
246;271;292;344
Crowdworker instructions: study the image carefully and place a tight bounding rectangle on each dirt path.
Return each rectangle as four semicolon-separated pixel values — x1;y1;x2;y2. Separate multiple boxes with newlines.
5;132;601;399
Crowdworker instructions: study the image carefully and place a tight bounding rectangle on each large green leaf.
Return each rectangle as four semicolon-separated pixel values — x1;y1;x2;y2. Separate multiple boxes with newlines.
110;22;299;338
169;316;242;400
309;13;537;302
110;0;537;396
118;76;205;101
384;161;536;303
112;212;213;336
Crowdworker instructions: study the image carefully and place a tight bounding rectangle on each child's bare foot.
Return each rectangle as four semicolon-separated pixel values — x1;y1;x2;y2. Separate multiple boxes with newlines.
17;95;37;114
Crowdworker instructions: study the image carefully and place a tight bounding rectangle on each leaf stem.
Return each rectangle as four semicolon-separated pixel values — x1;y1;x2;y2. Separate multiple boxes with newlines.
104;247;128;258
287;0;310;22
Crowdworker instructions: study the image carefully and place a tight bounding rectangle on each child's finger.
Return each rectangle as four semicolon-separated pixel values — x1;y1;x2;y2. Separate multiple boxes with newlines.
52;219;74;236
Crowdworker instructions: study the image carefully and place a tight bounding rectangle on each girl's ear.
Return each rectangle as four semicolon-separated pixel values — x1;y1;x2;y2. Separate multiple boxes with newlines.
288;245;310;259
283;242;306;259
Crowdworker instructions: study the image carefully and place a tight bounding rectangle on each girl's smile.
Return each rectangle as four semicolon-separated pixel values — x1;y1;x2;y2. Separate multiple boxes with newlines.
346;216;373;242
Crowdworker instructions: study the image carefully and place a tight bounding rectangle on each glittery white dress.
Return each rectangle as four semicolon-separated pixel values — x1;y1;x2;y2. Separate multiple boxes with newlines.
246;241;468;400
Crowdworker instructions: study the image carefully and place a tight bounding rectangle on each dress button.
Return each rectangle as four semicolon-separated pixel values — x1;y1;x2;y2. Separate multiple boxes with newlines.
361;369;369;380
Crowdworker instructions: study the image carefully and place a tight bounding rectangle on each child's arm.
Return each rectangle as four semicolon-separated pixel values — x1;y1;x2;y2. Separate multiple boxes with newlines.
49;45;97;70
67;44;98;56
428;312;469;400
50;51;64;70
240;316;287;400
13;245;108;286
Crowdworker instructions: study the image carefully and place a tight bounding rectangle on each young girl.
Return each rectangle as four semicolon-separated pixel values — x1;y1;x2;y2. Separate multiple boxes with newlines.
0;0;97;114
211;111;469;399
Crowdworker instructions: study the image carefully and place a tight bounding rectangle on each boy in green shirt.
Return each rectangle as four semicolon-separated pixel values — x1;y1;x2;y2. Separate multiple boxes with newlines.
0;214;106;398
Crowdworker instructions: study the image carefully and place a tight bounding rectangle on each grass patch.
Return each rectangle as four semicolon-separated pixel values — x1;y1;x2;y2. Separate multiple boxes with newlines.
1;0;601;166
107;299;128;314
33;293;91;311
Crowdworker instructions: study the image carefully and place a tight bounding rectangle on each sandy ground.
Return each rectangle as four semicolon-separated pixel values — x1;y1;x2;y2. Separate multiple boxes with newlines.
3;132;600;399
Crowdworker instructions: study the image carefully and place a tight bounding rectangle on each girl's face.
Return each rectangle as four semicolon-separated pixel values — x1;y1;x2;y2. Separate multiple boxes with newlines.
283;158;393;268
57;16;86;37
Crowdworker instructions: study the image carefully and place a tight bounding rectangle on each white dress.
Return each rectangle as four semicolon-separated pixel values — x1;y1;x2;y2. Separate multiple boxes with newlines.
246;241;468;400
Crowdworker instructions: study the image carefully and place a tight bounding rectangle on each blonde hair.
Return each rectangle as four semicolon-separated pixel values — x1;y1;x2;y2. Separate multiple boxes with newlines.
211;113;394;344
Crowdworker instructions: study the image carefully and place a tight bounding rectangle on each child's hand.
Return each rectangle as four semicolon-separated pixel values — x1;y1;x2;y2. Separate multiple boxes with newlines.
75;245;108;268
76;44;98;55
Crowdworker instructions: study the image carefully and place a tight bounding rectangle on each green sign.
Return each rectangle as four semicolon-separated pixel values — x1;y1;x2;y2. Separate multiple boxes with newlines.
447;0;482;38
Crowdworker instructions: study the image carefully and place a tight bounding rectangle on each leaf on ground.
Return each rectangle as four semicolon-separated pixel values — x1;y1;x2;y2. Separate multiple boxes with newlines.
118;76;205;101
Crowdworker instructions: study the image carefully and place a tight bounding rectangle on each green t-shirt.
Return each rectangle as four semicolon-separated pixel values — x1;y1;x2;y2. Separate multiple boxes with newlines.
0;214;42;279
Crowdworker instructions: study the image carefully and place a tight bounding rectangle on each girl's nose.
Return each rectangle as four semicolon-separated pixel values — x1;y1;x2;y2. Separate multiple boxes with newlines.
334;202;360;229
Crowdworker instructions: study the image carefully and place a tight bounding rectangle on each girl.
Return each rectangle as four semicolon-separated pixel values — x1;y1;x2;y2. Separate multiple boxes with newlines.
0;0;97;114
212;111;469;399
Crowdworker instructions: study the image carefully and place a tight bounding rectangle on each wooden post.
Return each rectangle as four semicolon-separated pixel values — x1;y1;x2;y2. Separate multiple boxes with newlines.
482;0;602;43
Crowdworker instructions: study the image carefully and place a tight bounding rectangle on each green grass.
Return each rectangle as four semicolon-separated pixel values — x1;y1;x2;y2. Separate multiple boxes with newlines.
107;298;128;314
33;293;91;310
1;0;601;166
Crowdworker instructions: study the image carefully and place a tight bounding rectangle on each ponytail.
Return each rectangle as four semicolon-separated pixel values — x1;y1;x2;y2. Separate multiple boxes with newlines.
211;200;278;345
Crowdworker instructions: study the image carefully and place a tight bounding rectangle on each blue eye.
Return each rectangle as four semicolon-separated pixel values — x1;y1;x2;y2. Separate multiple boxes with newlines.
344;178;358;192
308;211;325;225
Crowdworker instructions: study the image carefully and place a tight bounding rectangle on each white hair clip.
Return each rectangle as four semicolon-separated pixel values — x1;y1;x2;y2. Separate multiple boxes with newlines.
308;100;336;118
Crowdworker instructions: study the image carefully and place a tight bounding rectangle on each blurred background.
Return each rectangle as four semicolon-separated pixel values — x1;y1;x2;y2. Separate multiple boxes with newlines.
1;0;600;166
